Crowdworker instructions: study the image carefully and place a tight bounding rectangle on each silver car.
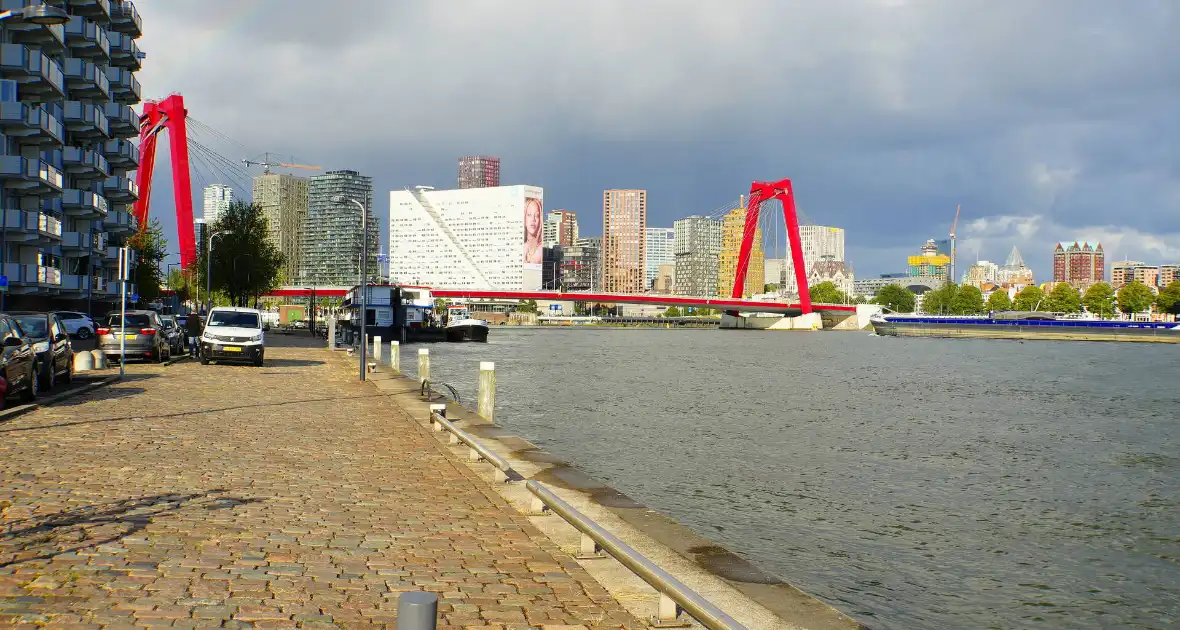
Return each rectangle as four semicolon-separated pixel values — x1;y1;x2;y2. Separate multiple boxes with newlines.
98;310;170;363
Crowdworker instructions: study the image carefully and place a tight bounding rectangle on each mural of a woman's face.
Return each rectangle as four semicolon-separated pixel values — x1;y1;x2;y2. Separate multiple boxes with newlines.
525;199;542;237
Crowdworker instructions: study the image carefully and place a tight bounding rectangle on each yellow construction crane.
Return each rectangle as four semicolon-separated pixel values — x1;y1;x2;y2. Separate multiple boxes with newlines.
950;204;961;282
242;152;323;174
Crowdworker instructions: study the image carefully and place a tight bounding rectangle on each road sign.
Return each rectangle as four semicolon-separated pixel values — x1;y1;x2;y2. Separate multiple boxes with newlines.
130;293;139;303
0;275;7;293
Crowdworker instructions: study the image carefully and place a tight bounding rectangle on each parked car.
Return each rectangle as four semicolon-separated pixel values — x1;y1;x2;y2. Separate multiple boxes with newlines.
200;307;265;366
159;315;185;355
54;311;97;340
0;313;38;408
97;310;170;363
8;312;74;391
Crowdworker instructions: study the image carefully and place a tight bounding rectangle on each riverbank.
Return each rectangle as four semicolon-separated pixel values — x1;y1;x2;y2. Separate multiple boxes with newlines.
354;347;866;629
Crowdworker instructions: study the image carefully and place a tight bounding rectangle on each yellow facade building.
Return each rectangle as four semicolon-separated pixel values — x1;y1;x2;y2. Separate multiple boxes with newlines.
717;201;764;298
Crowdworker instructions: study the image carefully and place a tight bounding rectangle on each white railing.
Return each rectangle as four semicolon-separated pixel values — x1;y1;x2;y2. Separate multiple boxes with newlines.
39;213;62;237
38;161;63;188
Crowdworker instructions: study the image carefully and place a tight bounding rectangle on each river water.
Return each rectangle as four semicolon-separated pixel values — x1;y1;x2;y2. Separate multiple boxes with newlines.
403;327;1178;629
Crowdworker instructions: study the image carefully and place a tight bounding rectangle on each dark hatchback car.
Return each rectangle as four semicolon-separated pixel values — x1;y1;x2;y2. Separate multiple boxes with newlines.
0;313;38;408
8;312;74;391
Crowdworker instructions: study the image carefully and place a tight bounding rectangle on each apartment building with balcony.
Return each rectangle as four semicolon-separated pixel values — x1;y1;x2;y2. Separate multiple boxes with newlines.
0;0;143;312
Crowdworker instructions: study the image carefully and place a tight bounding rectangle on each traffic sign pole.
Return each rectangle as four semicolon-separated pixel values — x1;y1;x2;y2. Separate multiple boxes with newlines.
117;248;129;378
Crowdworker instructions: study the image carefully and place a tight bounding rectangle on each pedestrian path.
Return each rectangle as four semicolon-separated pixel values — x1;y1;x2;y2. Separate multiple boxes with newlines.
0;338;644;629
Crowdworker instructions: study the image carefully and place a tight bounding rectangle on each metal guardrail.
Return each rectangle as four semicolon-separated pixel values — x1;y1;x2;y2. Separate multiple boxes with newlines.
527;480;748;630
428;408;512;483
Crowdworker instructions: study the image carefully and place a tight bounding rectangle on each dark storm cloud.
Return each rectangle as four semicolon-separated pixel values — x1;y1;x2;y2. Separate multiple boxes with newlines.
138;0;1180;275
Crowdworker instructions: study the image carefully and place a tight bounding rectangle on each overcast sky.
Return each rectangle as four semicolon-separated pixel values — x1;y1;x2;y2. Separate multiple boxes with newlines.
138;0;1179;278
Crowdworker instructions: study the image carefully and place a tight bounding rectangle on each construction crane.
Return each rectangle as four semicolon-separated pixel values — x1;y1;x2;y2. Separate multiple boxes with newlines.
950;204;961;283
242;152;323;174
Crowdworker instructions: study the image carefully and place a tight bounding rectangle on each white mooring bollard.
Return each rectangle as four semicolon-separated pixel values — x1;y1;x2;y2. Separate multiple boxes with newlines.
372;335;382;363
390;341;400;372
328;317;336;350
73;350;95;372
417;348;430;385
90;350;109;369
478;361;495;422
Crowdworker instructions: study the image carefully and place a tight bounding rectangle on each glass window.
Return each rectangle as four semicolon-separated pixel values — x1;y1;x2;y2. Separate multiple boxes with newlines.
0;319;13;339
13;315;49;339
106;313;152;327
207;311;260;329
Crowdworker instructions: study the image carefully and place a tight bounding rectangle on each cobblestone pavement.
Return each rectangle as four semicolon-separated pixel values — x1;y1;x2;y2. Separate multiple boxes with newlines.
0;338;644;629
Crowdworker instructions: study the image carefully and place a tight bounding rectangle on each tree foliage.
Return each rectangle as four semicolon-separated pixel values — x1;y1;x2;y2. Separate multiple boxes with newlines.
518;299;539;314
951;285;986;315
1045;283;1082;313
664;306;681;317
920;282;959;314
196;201;284;307
1081;282;1116;318
127;218;168;304
810;281;847;304
1155;281;1180;315
1013;285;1044;311
1117;280;1154;314
873;284;915;313
986;289;1012;312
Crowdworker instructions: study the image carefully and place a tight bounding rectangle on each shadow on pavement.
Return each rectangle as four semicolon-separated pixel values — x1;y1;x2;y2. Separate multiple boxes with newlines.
0;392;387;435
259;358;325;368
44;387;146;407
0;490;264;568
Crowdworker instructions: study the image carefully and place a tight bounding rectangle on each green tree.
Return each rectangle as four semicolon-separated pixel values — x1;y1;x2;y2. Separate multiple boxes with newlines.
1045;283;1082;313
920;282;959;314
1155;280;1180;315
986;289;1012;312
951;285;986;315
518;299;539;314
1013;285;1045;311
664;306;681;317
197;201;284;307
810;281;846;304
763;283;778;293
873;284;915;313
127;218;168;304
1117;280;1154;314
1081;282;1117;318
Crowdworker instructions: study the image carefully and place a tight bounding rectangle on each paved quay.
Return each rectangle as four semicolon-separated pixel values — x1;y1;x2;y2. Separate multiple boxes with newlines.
0;336;644;629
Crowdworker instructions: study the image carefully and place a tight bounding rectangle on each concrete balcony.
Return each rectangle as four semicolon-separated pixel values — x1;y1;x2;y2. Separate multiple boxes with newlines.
92;231;107;251
64;101;111;140
63;147;110;180
62;189;110;219
66;0;113;23
109;1;141;37
0;102;65;146
64;16;111;62
0;44;65;101
105;66;140;105
102;245;118;263
62;231;89;251
102;176;138;203
1;208;39;239
103;208;134;234
92;275;109;294
103;102;137;138
1;1;67;53
37;265;62;287
62;273;90;293
0;156;65;196
102;138;137;169
107;31;141;71
64;58;111;100
33;213;63;246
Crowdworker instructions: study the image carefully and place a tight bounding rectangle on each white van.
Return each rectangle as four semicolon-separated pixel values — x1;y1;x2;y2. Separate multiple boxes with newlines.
199;307;265;366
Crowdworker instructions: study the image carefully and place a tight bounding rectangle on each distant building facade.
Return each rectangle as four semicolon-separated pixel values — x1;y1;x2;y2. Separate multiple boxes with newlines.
964;260;999;287
563;237;600;291
602;190;647;293
644;227;675;291
997;246;1034;286
717;206;764;298
253;173;309;283
301;170;377;286
202;184;233;224
543;210;579;248
1053;242;1104;289
673;216;721;297
780;225;847;296
907;240;951;281
457;155;500;189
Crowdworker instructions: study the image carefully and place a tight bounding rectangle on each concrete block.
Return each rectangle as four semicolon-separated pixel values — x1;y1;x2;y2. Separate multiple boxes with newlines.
73;350;95;372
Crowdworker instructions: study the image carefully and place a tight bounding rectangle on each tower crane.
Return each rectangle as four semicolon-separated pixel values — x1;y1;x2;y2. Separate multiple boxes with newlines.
950;204;961;283
242;152;323;174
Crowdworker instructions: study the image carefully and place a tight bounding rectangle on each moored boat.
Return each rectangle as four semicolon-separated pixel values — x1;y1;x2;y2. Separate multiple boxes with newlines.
444;305;489;342
870;311;1180;343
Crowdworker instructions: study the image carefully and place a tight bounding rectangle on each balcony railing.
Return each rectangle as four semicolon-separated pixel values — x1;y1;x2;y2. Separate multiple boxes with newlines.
0;101;64;145
37;265;62;286
62;189;109;218
62;274;89;292
39;161;64;190
92;275;108;293
93;231;107;250
103;101;137;138
0;44;65;100
103;176;138;202
65;0;113;22
103;138;137;168
64;58;111;99
2;1;67;53
38;213;63;238
64;100;111;139
106;31;141;70
105;65;140;105
64;16;111;61
110;1;142;38
62;231;88;249
63;146;111;179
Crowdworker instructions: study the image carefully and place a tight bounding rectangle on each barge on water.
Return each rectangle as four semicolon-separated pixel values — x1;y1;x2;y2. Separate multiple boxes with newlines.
870;311;1180;343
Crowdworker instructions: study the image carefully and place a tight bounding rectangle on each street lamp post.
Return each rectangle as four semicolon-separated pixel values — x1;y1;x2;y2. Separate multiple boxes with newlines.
331;195;368;382
0;3;70;25
206;231;231;314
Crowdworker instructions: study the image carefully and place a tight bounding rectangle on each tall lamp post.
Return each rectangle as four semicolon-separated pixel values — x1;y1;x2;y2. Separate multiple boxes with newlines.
331;195;368;382
206;230;231;314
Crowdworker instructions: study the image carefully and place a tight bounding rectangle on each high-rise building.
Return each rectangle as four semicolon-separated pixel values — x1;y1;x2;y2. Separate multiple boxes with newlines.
0;1;143;311
457;155;501;189
202;184;234;224
1160;264;1180;289
717;206;764;298
562;237;600;291
194;219;208;258
388;185;544;290
301;170;377;286
964;261;1000;287
997;246;1034;286
779;225;847;296
644;228;675;291
1111;261;1159;289
253;174;308;284
602;190;647;293
1053;242;1104;289
542;210;579;248
673;216;722;296
907;240;951;280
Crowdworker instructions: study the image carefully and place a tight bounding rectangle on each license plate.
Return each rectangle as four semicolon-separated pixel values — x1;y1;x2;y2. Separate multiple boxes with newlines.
222;346;242;353
123;334;138;340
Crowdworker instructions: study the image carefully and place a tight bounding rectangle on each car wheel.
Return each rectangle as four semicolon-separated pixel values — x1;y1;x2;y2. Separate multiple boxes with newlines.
38;361;54;392
21;365;38;403
76;328;92;340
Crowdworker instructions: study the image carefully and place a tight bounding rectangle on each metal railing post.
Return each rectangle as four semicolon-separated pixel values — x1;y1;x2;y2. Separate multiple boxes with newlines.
395;591;438;630
478;361;495;421
417;348;430;385
390;340;400;372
